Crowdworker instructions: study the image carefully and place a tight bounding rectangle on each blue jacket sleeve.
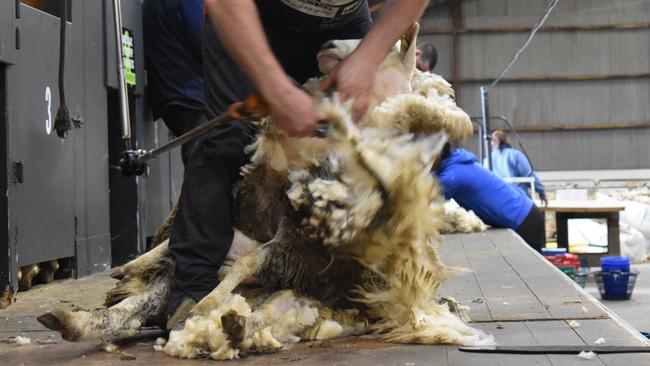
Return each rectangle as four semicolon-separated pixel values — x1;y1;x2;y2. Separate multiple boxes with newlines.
512;150;546;198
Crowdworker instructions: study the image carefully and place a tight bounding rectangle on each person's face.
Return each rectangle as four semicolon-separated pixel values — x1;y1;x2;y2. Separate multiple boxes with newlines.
415;49;429;72
416;58;429;72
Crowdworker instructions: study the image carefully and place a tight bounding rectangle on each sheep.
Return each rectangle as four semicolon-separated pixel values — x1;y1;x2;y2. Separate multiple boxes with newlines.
38;23;493;360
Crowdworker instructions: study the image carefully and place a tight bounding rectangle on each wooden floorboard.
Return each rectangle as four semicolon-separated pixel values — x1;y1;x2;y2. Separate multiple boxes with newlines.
526;320;606;366
487;230;607;320
458;232;552;321
571;319;650;365
446;322;552;366
438;235;492;322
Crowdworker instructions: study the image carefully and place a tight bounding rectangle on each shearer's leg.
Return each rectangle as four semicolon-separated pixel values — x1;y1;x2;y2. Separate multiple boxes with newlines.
166;120;255;329
160;105;207;166
165;20;255;329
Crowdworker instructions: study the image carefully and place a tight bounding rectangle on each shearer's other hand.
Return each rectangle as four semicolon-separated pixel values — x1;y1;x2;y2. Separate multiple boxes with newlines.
540;195;549;208
320;53;375;121
267;84;319;137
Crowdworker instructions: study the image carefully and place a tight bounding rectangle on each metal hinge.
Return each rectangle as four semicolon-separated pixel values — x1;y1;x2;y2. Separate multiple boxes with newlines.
15;27;20;50
12;161;23;184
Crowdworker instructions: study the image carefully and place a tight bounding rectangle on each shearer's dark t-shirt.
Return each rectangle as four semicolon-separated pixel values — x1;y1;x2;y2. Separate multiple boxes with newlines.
257;0;368;30
203;0;372;118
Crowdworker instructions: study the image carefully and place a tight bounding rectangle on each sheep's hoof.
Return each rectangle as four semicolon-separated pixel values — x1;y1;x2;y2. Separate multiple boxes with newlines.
19;264;40;291
239;164;255;177
37;260;60;284
110;265;126;280
221;310;246;345
37;309;82;341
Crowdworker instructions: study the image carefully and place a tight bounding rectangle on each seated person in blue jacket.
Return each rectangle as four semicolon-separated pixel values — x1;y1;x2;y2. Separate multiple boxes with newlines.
434;143;546;251
485;130;547;206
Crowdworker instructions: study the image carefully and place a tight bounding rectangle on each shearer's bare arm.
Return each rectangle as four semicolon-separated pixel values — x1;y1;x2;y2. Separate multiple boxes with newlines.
206;0;429;129
205;0;319;137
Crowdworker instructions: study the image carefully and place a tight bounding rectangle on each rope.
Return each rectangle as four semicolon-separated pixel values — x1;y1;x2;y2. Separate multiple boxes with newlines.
489;0;560;89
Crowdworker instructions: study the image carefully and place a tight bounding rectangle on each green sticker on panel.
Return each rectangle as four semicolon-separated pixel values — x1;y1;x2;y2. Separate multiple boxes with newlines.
122;28;136;86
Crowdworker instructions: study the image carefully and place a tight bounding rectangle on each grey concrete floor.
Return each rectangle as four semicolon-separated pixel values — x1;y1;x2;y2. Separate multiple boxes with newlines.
584;263;650;334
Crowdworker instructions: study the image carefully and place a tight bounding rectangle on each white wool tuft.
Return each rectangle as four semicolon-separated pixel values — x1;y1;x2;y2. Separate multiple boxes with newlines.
410;69;455;100
12;336;31;345
164;290;327;359
315;320;344;340
577;351;597;360
367;93;472;142
607;187;650;205
441;200;488;234
164;294;252;360
153;337;167;352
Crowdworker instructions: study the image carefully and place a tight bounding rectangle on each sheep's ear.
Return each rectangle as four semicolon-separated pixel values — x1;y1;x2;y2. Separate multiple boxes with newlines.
400;22;420;71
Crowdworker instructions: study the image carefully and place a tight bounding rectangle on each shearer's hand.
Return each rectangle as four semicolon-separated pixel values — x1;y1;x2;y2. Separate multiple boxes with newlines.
267;82;319;137
319;52;375;121
540;195;549;208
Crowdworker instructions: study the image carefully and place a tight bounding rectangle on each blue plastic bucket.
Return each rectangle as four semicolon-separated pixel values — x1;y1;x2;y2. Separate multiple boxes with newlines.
542;247;567;256
594;270;639;300
600;256;630;272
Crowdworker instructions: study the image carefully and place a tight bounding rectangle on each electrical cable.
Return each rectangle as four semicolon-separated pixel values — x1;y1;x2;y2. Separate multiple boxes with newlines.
495;117;538;173
53;0;71;139
481;0;560;178
490;0;560;88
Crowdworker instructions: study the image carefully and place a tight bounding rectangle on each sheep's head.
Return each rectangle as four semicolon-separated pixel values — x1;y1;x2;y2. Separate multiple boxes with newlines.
316;23;420;124
317;39;361;75
317;23;419;78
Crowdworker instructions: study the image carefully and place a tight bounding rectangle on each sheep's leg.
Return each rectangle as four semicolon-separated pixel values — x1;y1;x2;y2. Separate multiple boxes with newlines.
110;239;169;280
301;308;369;341
37;275;171;341
19;264;40;291
439;296;471;323
381;303;494;346
191;246;269;315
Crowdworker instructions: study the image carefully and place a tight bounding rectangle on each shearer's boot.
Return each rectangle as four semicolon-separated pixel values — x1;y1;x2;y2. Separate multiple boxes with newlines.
166;297;196;331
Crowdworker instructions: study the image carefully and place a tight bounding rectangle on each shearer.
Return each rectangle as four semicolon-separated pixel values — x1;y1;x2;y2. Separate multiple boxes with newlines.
165;0;430;329
433;143;546;252
415;43;438;72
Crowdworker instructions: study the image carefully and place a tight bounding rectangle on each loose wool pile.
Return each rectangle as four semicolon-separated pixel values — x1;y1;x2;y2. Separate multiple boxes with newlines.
441;200;488;234
608;187;650;205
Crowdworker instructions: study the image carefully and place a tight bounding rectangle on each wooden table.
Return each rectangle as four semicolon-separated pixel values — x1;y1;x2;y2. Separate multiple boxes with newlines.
542;200;625;267
1;230;648;365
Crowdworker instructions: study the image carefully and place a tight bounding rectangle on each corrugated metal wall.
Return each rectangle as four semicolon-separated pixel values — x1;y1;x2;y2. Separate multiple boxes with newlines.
419;0;650;170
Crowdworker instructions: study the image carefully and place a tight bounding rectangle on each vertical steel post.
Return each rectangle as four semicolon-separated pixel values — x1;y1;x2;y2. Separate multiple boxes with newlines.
469;119;484;163
480;85;492;170
112;0;131;150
